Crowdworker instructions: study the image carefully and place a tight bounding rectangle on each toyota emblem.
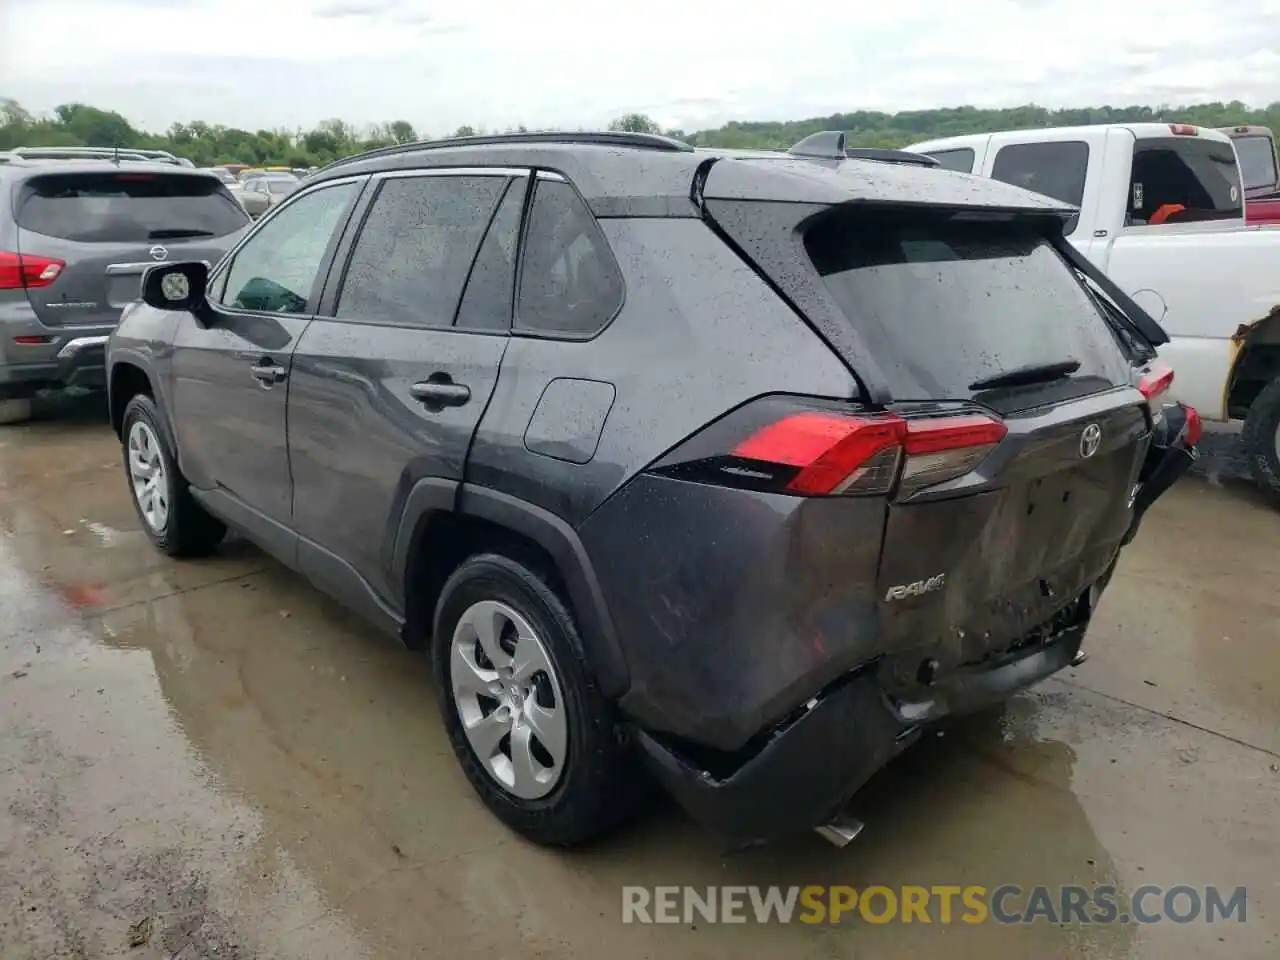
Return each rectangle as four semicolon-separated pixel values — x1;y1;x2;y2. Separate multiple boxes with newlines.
149;245;168;261
1079;423;1102;459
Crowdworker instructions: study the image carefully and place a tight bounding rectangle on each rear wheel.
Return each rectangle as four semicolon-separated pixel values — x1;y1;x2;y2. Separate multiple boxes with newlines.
432;553;640;845
1242;377;1280;503
121;393;226;557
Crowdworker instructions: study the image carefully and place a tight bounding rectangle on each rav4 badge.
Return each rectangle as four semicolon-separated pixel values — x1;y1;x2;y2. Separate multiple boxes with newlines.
885;574;947;602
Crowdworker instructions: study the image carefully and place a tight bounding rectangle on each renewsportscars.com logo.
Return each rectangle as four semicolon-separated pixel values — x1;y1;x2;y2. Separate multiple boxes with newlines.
622;884;1248;925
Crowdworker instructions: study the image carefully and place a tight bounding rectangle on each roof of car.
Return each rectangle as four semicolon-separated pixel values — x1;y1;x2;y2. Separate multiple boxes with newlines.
306;131;1072;218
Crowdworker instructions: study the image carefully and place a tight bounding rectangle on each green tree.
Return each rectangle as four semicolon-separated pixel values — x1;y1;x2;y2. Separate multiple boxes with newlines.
608;112;662;134
2;96;1277;168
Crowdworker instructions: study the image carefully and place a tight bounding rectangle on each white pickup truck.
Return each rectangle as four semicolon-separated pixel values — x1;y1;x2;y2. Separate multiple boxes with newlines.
907;123;1280;499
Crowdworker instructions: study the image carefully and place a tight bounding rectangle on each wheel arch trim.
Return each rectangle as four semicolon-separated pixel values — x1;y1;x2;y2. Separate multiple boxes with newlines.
391;478;629;698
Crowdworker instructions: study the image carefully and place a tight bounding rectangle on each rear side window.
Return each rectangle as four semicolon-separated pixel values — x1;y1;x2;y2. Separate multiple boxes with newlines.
1128;137;1243;224
456;179;526;331
337;174;507;327
805;208;1132;404
991;141;1089;207
926;148;975;173
515;178;623;336
1232;135;1278;190
16;172;248;243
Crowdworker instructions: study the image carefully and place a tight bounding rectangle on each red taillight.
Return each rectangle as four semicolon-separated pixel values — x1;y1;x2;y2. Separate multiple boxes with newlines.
12;335;53;344
733;412;905;494
731;410;1006;496
0;251;65;290
1168;123;1198;136
1183;405;1202;446
1138;364;1175;401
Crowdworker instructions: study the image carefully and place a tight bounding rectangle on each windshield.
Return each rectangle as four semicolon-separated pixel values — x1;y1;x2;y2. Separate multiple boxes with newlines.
805;208;1132;404
266;179;298;195
1232;135;1278;190
17;172;249;242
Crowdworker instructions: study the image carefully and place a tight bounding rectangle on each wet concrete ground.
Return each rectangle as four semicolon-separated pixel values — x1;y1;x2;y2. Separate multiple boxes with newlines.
1;402;1278;959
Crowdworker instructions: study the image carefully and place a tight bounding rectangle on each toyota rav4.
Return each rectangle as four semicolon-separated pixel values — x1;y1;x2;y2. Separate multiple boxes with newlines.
106;131;1198;850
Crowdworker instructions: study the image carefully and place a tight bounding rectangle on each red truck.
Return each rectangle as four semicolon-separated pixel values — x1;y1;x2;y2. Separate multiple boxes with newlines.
1219;125;1280;225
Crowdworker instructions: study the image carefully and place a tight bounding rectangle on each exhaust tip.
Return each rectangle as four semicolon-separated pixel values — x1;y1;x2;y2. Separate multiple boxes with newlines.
815;816;865;848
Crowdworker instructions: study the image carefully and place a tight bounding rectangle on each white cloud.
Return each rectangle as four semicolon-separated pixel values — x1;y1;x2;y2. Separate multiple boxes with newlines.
1;0;1277;134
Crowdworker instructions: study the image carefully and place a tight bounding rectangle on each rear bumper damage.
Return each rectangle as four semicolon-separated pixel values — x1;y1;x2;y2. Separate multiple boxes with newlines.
635;609;1086;849
615;402;1197;849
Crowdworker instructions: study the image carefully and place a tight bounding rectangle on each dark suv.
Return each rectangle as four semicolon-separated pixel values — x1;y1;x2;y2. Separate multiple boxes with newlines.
106;131;1198;849
0;160;249;422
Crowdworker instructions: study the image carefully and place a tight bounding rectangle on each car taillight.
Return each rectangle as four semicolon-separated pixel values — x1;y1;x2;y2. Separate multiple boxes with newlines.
1137;364;1175;402
654;400;1007;498
1182;405;1202;446
0;251;65;290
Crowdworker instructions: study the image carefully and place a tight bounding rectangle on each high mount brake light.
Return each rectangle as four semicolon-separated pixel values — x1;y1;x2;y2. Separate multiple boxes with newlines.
729;410;1008;496
0;251;64;290
1168;123;1198;136
1138;365;1175;402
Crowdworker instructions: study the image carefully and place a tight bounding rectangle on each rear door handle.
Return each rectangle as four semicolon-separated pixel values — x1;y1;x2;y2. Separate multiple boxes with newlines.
251;359;287;385
410;380;471;406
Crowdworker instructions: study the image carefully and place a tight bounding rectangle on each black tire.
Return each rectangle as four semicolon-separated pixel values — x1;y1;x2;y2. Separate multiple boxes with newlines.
120;393;226;557
1242;376;1280;504
432;552;641;846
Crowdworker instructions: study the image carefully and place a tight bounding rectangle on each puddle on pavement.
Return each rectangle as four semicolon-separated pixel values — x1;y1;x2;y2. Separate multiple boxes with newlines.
2;423;1278;959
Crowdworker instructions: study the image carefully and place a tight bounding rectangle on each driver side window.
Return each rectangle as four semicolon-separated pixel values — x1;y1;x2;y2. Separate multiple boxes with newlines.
217;181;356;314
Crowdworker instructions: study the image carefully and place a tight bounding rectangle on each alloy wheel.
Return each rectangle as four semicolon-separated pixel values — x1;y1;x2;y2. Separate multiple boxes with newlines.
127;421;169;532
449;599;568;799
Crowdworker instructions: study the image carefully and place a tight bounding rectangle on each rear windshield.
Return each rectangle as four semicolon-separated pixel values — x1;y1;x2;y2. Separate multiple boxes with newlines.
1231;134;1278;191
805;209;1132;403
1128;137;1242;225
266;179;297;195
16;172;249;243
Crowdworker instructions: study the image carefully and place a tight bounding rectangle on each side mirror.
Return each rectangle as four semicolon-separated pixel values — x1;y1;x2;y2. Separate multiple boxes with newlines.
141;261;210;315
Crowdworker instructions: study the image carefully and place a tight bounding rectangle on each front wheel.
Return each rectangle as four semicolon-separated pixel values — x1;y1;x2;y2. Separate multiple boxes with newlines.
121;393;227;557
1242;377;1280;504
431;553;642;846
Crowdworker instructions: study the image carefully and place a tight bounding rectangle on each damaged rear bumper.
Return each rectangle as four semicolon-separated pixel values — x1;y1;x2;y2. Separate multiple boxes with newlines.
635;620;1085;849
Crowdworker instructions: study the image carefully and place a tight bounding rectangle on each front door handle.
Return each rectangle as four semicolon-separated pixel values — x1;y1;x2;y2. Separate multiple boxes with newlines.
410;379;471;407
251;359;287;386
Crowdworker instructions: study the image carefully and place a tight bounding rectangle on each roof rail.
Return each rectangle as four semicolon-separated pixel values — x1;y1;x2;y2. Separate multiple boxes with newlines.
318;130;694;174
787;131;940;167
10;145;184;166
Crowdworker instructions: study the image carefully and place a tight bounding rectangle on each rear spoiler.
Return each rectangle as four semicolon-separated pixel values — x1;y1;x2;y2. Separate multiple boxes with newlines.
1057;239;1169;347
788;131;940;167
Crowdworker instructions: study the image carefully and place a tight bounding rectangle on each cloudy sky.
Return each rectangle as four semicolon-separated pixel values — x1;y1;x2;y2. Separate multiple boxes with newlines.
1;0;1277;135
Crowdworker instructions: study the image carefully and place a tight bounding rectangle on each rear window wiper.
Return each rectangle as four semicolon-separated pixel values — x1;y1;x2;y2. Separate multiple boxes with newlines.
969;359;1081;391
148;228;215;239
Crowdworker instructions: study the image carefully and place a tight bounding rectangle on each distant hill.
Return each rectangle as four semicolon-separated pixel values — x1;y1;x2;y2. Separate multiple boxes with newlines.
4;97;1277;166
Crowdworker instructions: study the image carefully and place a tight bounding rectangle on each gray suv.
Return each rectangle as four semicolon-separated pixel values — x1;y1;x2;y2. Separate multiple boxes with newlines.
105;131;1198;849
0;160;249;422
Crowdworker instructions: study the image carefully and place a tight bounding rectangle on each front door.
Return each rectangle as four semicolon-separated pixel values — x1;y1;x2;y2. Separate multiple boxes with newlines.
169;179;362;540
287;169;527;603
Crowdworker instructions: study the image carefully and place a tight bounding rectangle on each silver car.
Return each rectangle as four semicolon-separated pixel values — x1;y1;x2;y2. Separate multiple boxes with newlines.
237;174;299;218
0;160;249;422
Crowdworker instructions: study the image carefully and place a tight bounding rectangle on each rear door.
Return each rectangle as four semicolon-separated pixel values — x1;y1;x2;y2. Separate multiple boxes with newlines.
708;186;1154;665
286;168;524;603
13;169;249;327
805;206;1150;661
